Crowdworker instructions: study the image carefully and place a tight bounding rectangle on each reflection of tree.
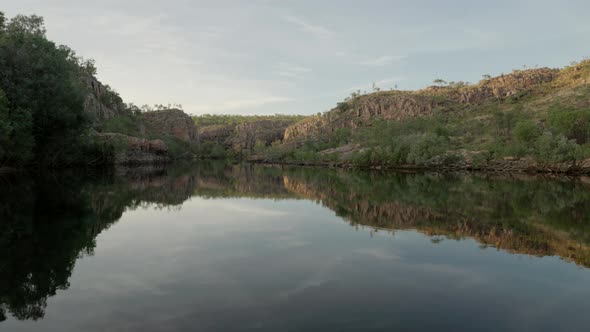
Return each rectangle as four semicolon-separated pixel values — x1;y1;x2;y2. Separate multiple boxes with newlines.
0;163;216;322
3;162;590;322
0;174;102;321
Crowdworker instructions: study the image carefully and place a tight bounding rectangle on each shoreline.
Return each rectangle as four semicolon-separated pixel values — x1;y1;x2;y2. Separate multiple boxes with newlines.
248;158;590;176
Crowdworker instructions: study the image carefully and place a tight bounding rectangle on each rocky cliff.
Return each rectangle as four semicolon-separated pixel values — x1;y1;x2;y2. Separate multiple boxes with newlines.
197;118;299;153
228;119;294;152
142;109;198;143
284;67;564;142
83;75;126;123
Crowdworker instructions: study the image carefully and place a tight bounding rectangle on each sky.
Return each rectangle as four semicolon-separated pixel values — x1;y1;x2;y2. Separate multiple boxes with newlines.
3;0;590;115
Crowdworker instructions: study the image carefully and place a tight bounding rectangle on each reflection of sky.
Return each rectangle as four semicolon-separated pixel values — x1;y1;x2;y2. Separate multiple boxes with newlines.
6;198;590;331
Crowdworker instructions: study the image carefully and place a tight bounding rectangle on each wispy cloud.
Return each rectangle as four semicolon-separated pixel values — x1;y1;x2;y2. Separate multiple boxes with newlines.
358;55;406;66
272;62;312;79
284;16;334;39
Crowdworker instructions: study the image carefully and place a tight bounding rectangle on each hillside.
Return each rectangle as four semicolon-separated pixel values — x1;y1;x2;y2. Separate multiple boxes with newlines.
255;59;590;174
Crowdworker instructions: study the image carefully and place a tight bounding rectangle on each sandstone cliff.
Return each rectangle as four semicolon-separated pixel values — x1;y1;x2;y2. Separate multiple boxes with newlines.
197;118;299;153
284;67;566;142
82;74;199;163
83;75;126;123
228;120;295;152
142;109;198;143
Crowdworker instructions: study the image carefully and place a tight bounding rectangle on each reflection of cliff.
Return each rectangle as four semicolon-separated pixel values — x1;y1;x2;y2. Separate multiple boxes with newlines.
3;163;590;322
282;169;590;267
0;162;297;322
193;163;296;199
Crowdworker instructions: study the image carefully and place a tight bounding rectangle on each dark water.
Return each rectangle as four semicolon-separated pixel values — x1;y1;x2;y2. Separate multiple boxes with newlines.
2;162;590;331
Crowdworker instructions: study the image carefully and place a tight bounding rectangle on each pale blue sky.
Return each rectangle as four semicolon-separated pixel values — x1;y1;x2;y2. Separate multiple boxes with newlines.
4;0;590;115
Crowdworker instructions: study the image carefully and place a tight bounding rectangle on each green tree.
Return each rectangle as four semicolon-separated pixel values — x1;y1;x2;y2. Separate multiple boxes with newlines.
433;78;447;86
513;120;540;143
0;88;10;161
0;12;92;166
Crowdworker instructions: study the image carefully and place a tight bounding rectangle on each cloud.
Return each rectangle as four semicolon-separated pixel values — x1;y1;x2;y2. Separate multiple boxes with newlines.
272;62;312;79
284;16;334;38
358;55;406;66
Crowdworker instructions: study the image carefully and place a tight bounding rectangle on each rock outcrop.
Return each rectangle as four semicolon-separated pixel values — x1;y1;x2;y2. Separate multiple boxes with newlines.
197;124;234;145
142;109;198;143
228;120;294;152
284;67;562;142
452;68;559;104
197;119;298;152
83;75;126;123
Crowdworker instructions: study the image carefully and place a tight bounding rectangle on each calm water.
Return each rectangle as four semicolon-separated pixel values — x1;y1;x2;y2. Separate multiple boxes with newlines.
2;162;590;331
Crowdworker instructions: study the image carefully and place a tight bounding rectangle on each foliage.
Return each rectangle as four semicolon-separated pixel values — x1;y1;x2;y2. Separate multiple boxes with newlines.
534;131;581;163
0;12;106;167
163;137;198;160
197;141;227;159
101;113;141;137
513;120;541;143
548;106;590;144
0;88;11;161
193;114;305;127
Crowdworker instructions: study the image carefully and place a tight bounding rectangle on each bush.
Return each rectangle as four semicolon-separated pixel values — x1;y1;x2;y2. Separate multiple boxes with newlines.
548;106;590;144
101;114;141;136
513;120;540;143
197;141;226;159
406;133;449;165
534;131;581;163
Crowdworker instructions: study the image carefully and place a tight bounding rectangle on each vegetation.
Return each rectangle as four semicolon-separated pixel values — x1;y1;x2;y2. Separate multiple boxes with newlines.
254;60;590;172
192;113;305;127
0;12;110;167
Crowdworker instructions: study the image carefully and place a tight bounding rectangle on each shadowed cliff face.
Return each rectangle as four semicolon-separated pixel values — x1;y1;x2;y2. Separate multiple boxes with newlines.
2;163;590;322
197;119;299;153
83;75;126;124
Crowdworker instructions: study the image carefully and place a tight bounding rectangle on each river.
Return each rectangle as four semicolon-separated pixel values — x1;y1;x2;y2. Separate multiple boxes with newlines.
2;162;590;331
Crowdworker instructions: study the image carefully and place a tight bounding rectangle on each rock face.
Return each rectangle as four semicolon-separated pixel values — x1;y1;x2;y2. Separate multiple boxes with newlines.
228;120;294;152
453;68;559;104
83;75;126;123
197;125;234;145
96;133;170;165
284;67;561;142
197;119;297;152
284;92;440;142
142;109;198;143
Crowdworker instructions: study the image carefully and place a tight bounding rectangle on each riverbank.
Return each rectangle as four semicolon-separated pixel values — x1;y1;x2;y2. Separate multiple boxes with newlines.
248;155;590;175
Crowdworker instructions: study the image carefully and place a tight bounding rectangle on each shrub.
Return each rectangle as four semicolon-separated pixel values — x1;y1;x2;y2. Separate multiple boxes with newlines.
513;120;540;143
406;134;449;165
548;106;590;144
534;131;581;163
101;114;141;136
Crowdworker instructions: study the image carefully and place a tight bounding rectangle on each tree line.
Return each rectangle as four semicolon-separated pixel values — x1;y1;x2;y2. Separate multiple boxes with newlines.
0;12;110;168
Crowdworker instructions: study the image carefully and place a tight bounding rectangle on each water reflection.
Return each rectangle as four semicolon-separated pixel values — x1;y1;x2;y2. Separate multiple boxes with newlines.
1;162;590;323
